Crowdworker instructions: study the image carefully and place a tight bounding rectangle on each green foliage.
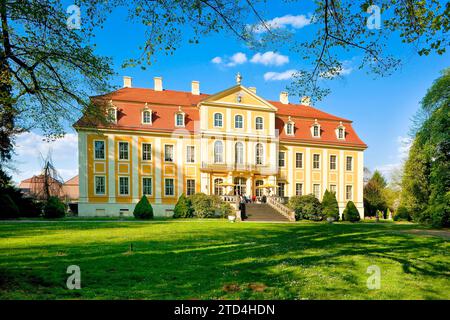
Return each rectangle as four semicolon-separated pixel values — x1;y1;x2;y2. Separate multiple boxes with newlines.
393;206;411;221
364;172;388;217
43;196;66;219
217;202;233;218
133;196;154;219
173;194;193;218
343;201;360;222
288;194;324;221
189;193;216;218
322;190;339;221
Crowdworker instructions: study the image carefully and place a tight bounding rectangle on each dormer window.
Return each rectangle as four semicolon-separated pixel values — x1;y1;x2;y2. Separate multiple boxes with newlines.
336;121;346;140
311;119;321;138
175;106;185;127
142;105;152;125
286;116;295;136
106;102;117;123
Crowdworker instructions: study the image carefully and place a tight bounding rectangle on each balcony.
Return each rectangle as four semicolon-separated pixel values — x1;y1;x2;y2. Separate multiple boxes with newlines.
201;162;278;175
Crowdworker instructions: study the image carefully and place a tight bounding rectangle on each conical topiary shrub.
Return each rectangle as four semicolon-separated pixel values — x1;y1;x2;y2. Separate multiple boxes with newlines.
343;201;360;222
322;189;340;221
173;193;193;218
133;196;154;219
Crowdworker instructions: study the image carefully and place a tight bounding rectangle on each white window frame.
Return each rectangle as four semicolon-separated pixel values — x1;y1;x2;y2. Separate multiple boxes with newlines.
235;142;244;165
286;122;294;136
213;112;223;128
255;143;264;165
295;183;303;196
142;177;153;196
255;117;264;130
94;140;106;160
214;140;224;164
186;179;196;196
107;107;117;123
278;152;285;168
277;182;285;197
214;178;224;196
313;154;321;170
234;114;244;129
175;112;185;127
118;141;129;161
295;152;303;169
142;143;152;161
118;176;130;196
330;155;337;171
186;145;195;163
330;184;337;196
346;185;353;200
94;175;106;195
164;144;174;163
142;109;152;125
164;178;175;197
311;119;321;138
313;184;321;199
346;156;353;171
336;122;346;140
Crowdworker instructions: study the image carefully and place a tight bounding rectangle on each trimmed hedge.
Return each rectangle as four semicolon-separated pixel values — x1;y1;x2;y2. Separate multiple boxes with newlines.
288;194;324;221
322;189;340;221
343;201;360;222
43;196;66;219
133;196;154;219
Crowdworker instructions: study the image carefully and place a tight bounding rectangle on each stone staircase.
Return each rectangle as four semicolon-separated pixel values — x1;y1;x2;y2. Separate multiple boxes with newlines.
243;203;290;222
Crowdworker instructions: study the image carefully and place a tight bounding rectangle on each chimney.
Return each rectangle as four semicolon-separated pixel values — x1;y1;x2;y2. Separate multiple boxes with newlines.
301;96;311;106
280;91;289;104
154;76;163;91
123;76;132;88
191;81;200;95
249;87;257;94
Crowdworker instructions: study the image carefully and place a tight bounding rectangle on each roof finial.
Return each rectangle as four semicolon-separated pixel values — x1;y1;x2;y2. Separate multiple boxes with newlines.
236;72;242;85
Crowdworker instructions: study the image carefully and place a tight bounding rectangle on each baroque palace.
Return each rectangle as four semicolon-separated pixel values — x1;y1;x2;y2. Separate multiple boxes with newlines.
75;74;367;218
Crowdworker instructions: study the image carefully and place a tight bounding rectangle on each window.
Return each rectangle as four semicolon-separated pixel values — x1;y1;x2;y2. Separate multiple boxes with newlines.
186;146;195;163
235;142;244;164
330;155;337;170
286;123;294;135
165;178;174;196
255;143;264;165
255;117;263;130
346;156;353;171
95;176;105;195
278;152;285;167
235;115;243;129
338;128;344;139
346;185;353;200
313;184;321;199
214;141;224;163
164;145;174;162
107;108;116;123
255;180;264;197
295;153;303;168
186;179;195;196
142;143;152;161
119;177;129;195
313;125;320;137
142;110;152;124
277;183;285;197
296;183;303;196
214;113;223;127
330;184;337;195
313;154;320;169
214;178;224;196
175;113;185;127
118;142;129;160
142;177;152;195
94;140;105;160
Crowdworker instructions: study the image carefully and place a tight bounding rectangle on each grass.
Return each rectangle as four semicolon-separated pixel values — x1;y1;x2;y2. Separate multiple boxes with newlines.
0;220;448;300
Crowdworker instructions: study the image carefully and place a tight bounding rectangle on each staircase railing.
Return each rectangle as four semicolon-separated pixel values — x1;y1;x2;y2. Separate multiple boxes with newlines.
267;197;296;222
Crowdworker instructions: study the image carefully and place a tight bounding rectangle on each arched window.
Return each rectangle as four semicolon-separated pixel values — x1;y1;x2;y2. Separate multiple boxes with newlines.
235;115;243;129
336;122;346;140
142;110;152;124
286;123;294;135
255;180;264;197
214;141;224;163
311;119;321;138
175;113;185;127
255;117;263;130
107;107;117;123
214;113;223;127
214;178;224;196
313;125;320;137
235;142;244;164
255;143;264;165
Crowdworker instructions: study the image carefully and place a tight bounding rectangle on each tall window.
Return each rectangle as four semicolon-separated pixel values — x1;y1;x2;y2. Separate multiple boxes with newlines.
95;176;105;195
142;110;152;124
186;179;195;196
186;146;195;163
214;178;224;195
235;142;244;164
214;113;223;127
278;152;285;167
346;157;353;171
330;184;337;195
286;123;294;135
255;143;264;165
165;178;174;196
118;142;129;160
235;115;243;129
330;155;337;170
142;177;152;195
338;128;344;139
164;145;174;162
295;153;303;168
255;180;264;197
255;117;263;130
107;108;116;123
176;113;185;127
142;143;152;161
313;125;320;137
214;141;224;163
277;183;285;197
346;185;353;200
119;177;129;195
94;141;105;160
313;184;321;199
295;183;303;196
313;154;320;169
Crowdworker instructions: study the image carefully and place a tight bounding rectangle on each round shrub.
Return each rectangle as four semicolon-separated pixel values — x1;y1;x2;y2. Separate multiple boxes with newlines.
322;189;340;221
189;193;215;218
0;194;19;219
133;196;154;219
343;201;360;222
288;194;324;221
43;196;66;219
394;206;410;221
173;193;193;218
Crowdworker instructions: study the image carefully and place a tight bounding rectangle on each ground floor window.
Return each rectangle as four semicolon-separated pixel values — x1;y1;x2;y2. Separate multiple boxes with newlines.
346;185;353;200
95;176;106;195
295;183;303;196
255;180;264;197
142;177;152;196
186;179;195;196
277;183;285;197
329;184;337;196
234;177;247;196
119;176;129;195
313;184;321;199
214;178;224;196
165;178;174;196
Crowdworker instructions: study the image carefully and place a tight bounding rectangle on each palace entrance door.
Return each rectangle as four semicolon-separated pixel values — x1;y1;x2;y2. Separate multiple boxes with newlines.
234;177;247;196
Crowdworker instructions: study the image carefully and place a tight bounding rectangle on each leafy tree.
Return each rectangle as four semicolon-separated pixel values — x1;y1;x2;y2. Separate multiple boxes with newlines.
322;189;339;221
343;201;360;222
393;206;411;221
288;194;324;221
0;193;19;219
371;170;387;189
133;196;154;219
43;196;66;219
189;193;216;218
173;193;193;218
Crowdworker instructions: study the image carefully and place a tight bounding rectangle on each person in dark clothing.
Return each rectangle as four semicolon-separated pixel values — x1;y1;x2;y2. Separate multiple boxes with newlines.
262;195;267;203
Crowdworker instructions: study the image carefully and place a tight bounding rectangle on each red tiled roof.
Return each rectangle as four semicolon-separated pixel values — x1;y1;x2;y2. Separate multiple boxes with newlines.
75;88;366;148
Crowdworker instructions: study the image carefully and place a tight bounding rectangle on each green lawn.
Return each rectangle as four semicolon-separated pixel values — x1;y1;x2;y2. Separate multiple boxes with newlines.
0;220;449;300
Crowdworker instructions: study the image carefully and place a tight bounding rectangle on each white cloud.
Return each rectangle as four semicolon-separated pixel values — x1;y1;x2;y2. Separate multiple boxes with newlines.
211;56;222;64
319;65;353;78
250;51;289;66
251;14;312;34
226;52;247;66
264;69;297;81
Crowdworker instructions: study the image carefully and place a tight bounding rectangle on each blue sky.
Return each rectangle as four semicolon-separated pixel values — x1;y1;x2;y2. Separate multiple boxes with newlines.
10;2;449;184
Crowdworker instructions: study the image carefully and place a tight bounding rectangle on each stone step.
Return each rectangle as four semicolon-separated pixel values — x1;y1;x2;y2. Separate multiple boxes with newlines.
243;203;289;222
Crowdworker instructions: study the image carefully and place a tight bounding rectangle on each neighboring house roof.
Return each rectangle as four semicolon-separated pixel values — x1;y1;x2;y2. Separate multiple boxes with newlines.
19;175;63;199
63;175;79;186
62;175;79;200
75;87;367;149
